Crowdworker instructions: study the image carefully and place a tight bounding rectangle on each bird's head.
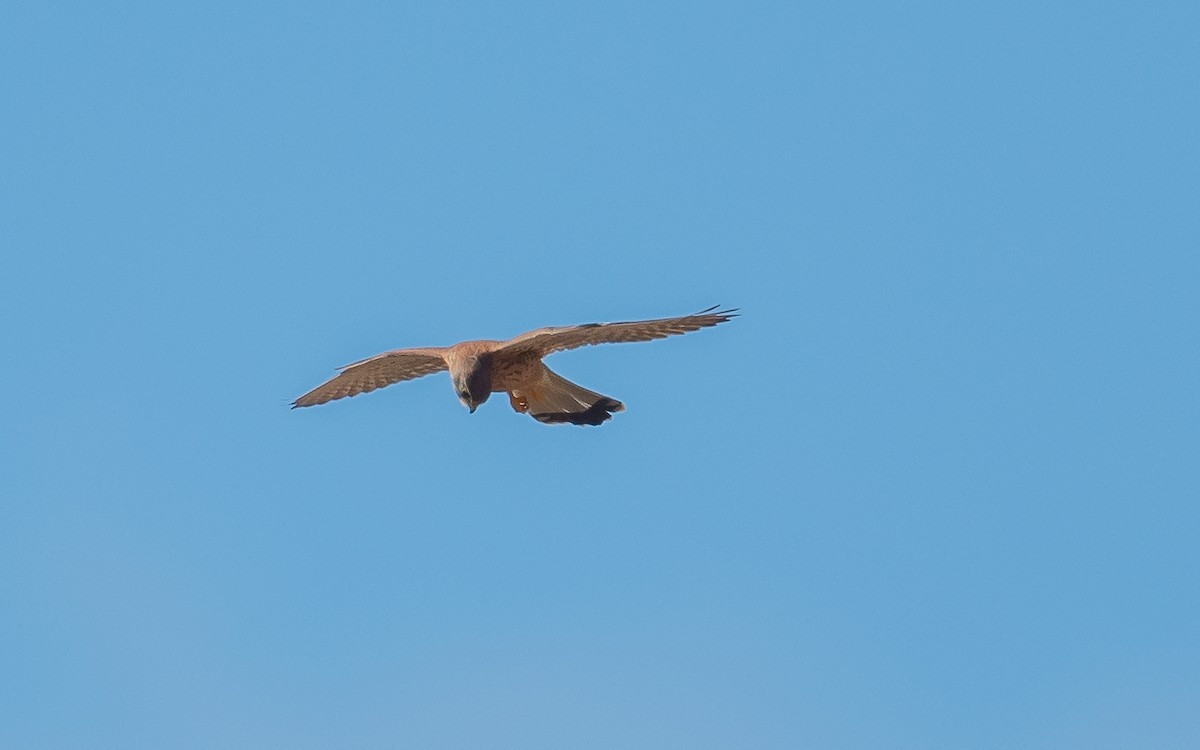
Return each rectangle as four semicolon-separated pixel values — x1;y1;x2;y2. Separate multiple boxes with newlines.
452;361;492;414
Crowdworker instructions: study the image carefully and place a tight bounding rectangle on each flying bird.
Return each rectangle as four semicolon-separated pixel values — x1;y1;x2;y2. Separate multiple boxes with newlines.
292;306;737;426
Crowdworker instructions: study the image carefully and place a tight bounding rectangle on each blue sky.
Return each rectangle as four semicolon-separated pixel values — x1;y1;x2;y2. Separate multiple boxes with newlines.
2;1;1197;748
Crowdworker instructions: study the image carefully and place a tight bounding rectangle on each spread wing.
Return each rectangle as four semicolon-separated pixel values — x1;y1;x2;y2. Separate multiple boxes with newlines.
496;306;738;358
292;347;448;408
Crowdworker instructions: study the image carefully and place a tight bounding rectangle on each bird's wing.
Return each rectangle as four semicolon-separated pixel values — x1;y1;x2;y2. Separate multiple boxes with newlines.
292;347;448;408
495;306;738;358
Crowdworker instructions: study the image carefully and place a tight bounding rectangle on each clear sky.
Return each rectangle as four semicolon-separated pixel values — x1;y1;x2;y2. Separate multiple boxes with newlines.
2;2;1197;748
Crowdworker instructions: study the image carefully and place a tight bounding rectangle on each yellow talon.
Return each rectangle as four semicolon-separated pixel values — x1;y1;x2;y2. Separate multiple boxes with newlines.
508;392;529;412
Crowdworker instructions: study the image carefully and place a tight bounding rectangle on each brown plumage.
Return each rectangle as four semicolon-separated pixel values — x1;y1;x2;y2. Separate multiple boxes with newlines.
292;306;737;426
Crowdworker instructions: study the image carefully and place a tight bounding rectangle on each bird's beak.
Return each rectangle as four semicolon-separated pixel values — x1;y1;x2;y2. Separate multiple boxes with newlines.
468;403;477;414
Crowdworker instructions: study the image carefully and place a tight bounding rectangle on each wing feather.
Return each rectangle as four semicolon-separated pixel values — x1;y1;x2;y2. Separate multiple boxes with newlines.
496;306;738;358
292;347;448;408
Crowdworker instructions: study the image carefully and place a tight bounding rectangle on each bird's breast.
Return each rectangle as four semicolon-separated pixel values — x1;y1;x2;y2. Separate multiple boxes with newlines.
489;354;543;391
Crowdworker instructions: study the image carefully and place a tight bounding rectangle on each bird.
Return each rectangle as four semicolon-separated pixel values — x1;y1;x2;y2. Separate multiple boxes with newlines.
292;306;737;426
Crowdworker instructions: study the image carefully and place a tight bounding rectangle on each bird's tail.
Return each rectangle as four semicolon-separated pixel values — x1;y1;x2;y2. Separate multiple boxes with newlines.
508;367;625;426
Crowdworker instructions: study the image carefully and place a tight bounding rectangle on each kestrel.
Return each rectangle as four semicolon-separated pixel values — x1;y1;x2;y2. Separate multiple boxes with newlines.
292;306;737;426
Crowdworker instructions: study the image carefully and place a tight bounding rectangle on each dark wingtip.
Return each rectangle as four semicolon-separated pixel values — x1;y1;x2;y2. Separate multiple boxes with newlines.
696;304;739;318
